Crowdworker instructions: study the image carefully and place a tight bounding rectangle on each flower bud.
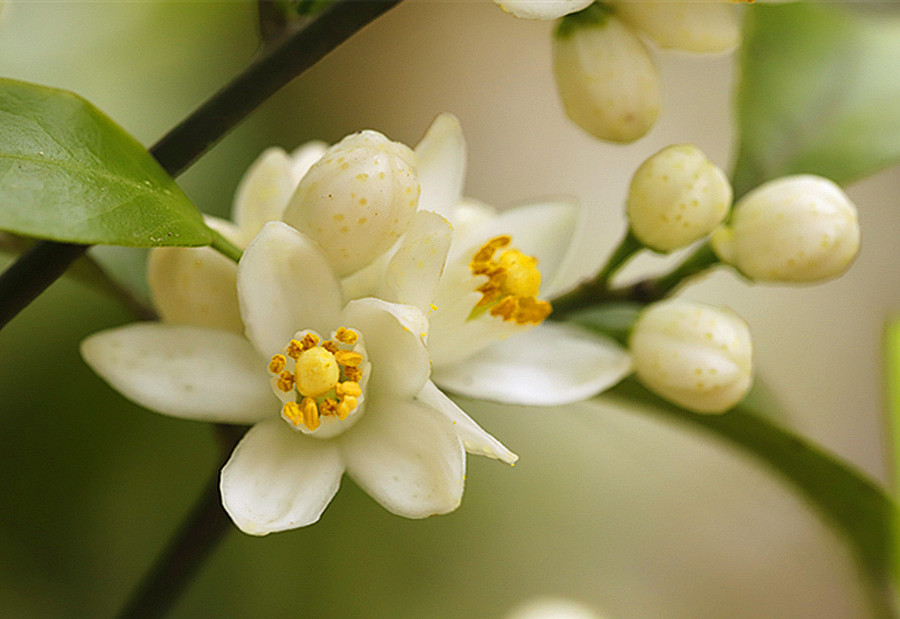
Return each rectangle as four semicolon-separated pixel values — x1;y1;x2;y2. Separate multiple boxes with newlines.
495;0;594;20
630;300;753;414
711;175;860;282
282;130;420;277
553;8;659;143
626;144;732;252
615;1;741;53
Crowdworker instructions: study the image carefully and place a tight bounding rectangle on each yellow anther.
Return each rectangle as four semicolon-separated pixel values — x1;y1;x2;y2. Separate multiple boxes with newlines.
490;297;518;321
276;371;296;393
344;366;362;382
496;249;541;297
320;398;338;417
335;350;363;367
301;397;320;431
268;354;287;374
337;396;358;420
515;297;552;324
321;340;339;354
282;401;304;428
295;346;340;398
286;340;304;360
300;333;320;350
335;327;358;345
336;381;362;397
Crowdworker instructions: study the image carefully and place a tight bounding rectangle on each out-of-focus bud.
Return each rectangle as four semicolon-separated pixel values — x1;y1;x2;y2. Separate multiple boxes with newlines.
615;1;742;53
282;130;420;277
626;144;732;252
494;0;594;20
711;175;860;282
553;6;659;143
630;300;753;414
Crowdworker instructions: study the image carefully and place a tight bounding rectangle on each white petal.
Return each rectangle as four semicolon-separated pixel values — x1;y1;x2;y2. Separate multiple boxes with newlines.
289;140;328;182
237;221;342;356
378;210;452;312
233;148;296;242
414;113;467;219
148;217;242;334
339;396;464;518
81;323;273;423
451;200;579;289
417;381;518;464
432;322;632;406
340;298;430;399
616;2;741;53
220;419;344;535
496;0;593;20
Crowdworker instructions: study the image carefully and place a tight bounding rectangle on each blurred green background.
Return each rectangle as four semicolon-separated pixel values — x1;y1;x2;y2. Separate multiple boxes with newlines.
0;2;894;617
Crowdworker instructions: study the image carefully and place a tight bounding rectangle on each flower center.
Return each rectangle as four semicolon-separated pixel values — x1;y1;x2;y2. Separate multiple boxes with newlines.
267;327;367;434
469;235;552;325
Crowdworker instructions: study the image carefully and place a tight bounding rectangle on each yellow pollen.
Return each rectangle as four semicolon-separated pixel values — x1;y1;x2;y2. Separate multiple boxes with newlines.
301;397;320;430
276;371;296;393
320;398;338;417
336;381;362;397
321;340;339;354
335;350;363;367
268;354;287;374
295;346;340;398
344;366;362;382
469;235;551;325
335;327;358;345
300;333;320;350
283;401;304;428
286;339;303;360
337;396;357;420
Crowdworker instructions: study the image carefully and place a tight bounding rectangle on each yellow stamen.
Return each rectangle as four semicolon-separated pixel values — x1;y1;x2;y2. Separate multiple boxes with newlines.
286;339;304;360
276;371;296;393
268;354;287;374
335;350;363;367
335;327;358;345
336;381;362;397
295;346;340;398
320;398;338;417
337;396;358;420
344;366;362;382
301;397;320;431
283;401;304;428
321;340;339;354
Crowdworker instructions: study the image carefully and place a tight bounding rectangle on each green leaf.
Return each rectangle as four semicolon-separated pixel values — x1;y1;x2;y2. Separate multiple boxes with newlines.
733;4;900;196
0;78;212;247
608;379;896;618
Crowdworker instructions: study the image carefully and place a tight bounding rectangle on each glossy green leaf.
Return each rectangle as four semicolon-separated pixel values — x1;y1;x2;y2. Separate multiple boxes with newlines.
609;379;896;618
0;78;212;247
733;4;900;196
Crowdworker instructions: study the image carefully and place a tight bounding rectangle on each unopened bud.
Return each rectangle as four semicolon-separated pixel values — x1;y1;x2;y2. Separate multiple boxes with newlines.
553;8;659;143
711;175;860;282
627;144;732;252
495;0;594;20
282;130;420;276
615;1;741;53
630;300;753;414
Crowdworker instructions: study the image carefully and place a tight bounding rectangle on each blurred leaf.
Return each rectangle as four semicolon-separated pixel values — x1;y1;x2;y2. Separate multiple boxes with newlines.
0;78;212;247
565;302;642;346
608;379;896;618
733;4;900;196
884;316;900;585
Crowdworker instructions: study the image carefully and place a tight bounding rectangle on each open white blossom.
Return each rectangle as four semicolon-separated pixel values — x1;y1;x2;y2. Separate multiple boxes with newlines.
495;0;593;20
347;113;633;405
82;221;516;535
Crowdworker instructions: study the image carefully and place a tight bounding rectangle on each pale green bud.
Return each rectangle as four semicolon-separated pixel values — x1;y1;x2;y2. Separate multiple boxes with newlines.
630;300;753;414
282;130;420;277
615;1;741;53
553;9;659;143
711;175;860;282
626;144;732;252
495;0;594;20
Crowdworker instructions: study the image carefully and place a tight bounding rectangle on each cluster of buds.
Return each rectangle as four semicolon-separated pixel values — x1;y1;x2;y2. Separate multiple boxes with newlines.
620;145;861;413
524;1;743;142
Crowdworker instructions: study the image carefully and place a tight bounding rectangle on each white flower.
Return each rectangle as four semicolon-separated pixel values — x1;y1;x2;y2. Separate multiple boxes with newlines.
626;144;732;252
349;113;633;406
82;221;516;535
553;8;659;143
615;0;741;53
495;0;594;20
629;300;753;414
710;175;860;282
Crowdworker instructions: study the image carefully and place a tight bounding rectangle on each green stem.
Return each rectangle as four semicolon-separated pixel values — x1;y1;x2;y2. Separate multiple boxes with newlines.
210;230;244;264
595;228;643;286
0;0;405;333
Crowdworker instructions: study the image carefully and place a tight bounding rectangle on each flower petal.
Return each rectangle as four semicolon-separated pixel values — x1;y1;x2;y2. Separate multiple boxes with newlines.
237;221;343;356
233;148;297;243
147;217;242;334
289;140;328;183
221;419;344;535
495;0;593;20
414;113;466;219
339;396;465;518
378;210;452;312
80;323;273;423
417;380;518;464
432;322;632;406
339;297;430;399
